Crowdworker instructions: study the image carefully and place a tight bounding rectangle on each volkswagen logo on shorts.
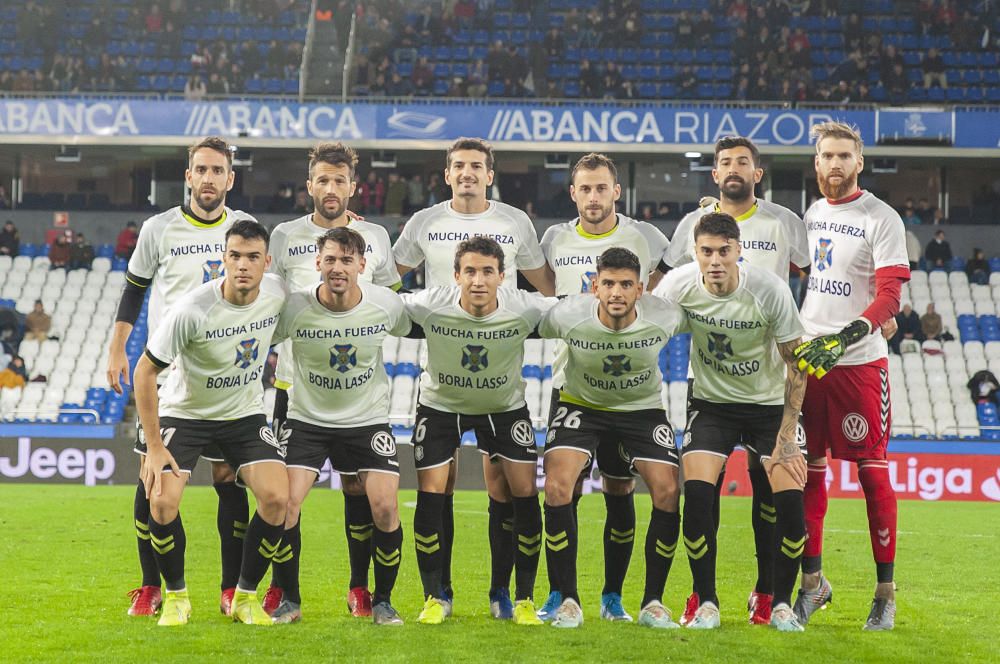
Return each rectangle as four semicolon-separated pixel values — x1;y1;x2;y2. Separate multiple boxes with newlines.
618;443;630;463
841;413;869;443
371;431;397;457
653;424;675;449
510;420;535;447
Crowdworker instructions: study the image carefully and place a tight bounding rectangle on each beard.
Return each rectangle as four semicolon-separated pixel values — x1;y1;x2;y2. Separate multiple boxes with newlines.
817;169;859;200
720;177;754;202
314;195;346;221
196;188;225;213
579;202;615;225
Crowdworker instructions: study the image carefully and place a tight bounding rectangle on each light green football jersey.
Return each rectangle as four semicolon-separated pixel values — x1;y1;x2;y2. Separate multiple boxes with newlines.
538;294;684;412
656;262;804;405
273;281;410;428
402;286;555;415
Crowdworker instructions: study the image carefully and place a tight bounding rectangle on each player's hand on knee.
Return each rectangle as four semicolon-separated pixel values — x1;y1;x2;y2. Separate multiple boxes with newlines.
765;451;807;487
142;447;180;498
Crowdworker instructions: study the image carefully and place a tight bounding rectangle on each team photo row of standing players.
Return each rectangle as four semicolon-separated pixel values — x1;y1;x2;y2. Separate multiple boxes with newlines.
109;126;906;632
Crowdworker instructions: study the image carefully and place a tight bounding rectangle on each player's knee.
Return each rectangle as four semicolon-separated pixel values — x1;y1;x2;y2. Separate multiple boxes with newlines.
284;499;302;527
602;476;635;496
341;473;365;496
254;486;289;522
368;495;399;531
211;461;236;484
649;478;680;512
150;495;179;524
544;475;575;506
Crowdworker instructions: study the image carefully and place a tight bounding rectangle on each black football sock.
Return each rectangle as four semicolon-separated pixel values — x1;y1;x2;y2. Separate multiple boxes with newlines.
773;489;806;607
134;481;161;587
512;495;543;601
214;481;249;590
641;507;680;607
572;492;582;526
546;493;583;595
271;518;301;603
441;493;455;593
149;514;186;591
414;491;446;599
344;492;374;589
683;480;719;606
748;466;776;595
692;471;725;595
544;502;578;603
238;512;284;592
372;525;403;605
601;491;636;596
488;497;515;592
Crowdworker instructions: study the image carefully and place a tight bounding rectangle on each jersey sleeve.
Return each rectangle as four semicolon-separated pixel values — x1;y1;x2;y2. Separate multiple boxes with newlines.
869;204;910;270
538;298;571;339
514;213;547;270
780;209;810;269
762;275;806;344
126;217;160;283
392;212;426;268
386;291;412;336
371;226;402;287
145;300;202;366
663;214;696;268
638;223;671;274
645;296;686;338
268;227;288;279
399;288;433;326
539;224;560;266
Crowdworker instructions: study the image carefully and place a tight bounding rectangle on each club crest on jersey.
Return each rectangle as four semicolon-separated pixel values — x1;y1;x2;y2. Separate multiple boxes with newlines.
330;344;357;373
461;345;488;372
234;338;259;369
707;333;733;361
603;354;631;376
580;271;597;293
814;238;833;272
202;259;224;283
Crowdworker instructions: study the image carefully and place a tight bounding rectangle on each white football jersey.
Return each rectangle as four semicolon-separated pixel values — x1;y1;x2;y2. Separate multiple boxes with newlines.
402;286;555;415
664;200;810;276
274;281;410;428
541;214;670;388
147;274;285;420
269;214;399;385
392;200;546;288
657;263;804;405
538;294;684;412
127;205;255;334
800;191;910;365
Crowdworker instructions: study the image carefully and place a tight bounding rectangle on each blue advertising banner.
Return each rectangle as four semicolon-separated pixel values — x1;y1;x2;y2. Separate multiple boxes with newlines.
0;98;995;149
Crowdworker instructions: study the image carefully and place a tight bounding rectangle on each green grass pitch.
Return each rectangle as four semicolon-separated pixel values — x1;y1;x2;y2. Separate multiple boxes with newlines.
1;484;996;662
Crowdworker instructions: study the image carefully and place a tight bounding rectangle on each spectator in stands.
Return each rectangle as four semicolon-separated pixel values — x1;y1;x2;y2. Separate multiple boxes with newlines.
921;303;952;342
544;27;564;60
184;75;207;100
69;233;94;270
406;174;426;214
676;10;695;48
916;197;935;224
427;173;448;205
486;41;506;82
0;221;19;257
618;79;638;99
931;208;947;225
359;171;385;215
925;229;953;268
831;49;863;85
693;9;714;41
48;234;70;269
733;76;751;101
145;4;164;33
967;370;1000;407
885;64;909;104
25;300;51;342
880;44;905;82
411;56;433;95
369;73;387;97
830;80;853;103
386;71;413;97
467;60;488;97
293;186;310;214
902;207;922;225
657;203;672;219
580;59;600;98
115;221;138;260
0;357;26;390
921;48;947;89
384;173;407;216
890;303;923;354
677;66;697;98
639;204;655;222
966;248;991;285
905;229;921;270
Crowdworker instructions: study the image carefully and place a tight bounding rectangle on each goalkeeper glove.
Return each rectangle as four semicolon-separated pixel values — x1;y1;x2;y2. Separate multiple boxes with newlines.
794;318;871;379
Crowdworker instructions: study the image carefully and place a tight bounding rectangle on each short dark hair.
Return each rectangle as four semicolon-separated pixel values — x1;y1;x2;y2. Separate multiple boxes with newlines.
316;226;367;256
454;236;505;273
714;136;760;168
225;219;270;249
188;136;233;169
446;137;495;171
571;152;618;184
308;142;359;179
596;247;641;277
693;212;741;242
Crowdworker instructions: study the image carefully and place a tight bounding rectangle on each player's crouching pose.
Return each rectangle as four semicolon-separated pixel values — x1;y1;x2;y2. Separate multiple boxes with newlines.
268;227;409;626
400;237;553;626
656;213;808;631
540;248;685;629
135;220;288;627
